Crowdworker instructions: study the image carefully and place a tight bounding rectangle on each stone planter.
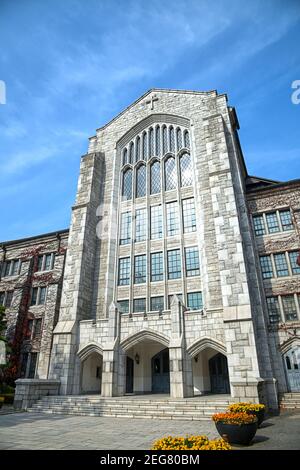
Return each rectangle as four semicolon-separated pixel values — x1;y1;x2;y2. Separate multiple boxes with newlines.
215;421;258;446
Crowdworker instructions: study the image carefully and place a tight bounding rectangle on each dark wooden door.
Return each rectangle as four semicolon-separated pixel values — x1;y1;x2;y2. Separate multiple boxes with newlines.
151;348;170;393
209;353;230;394
126;356;134;393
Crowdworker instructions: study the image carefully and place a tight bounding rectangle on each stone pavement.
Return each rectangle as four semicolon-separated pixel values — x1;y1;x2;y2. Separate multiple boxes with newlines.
0;410;299;450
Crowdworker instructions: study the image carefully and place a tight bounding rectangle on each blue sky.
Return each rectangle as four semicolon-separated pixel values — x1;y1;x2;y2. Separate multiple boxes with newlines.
0;0;299;241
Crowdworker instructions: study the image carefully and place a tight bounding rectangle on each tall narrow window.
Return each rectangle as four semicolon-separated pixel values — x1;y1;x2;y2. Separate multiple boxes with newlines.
142;132;147;160
282;295;298;321
266;212;279;233
176;128;182;150
149;127;154;156
187;292;203;310
180;153;193;187
122;148;127;166
122;168;132;200
162;126;168;154
155;125;161;156
129;142;134;164
151;252;163;282
165;157;176;191
274;253;289;277
134;255;146;284
184;130;190;148
279;209;293;231
120;211;132;245
253;215;265;236
166;201;179;237
28;353;38;379
150;206;163;239
169;126;175;152
289;251;300;275
167;249;181;279
185;247;200;277
150;161;161;194
182;199;196;233
259;255;273;279
135;136;141;162
266;297;281;323
135;208;147;242
118;258;130;286
136;164;146;198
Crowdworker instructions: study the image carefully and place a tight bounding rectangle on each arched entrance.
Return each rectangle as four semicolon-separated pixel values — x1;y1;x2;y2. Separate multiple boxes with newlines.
78;343;103;394
284;346;300;391
209;353;230;394
151;348;170;393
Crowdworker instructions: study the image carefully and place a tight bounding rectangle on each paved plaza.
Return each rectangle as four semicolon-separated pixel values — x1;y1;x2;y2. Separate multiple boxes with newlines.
0;410;299;450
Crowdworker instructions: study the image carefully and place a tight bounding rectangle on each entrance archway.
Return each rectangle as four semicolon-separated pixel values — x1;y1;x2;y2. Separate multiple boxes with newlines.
78;343;103;394
209;352;230;394
284;346;300;392
151;348;170;393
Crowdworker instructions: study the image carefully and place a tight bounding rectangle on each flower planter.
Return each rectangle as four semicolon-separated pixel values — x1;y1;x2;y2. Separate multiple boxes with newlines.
249;409;265;427
215;421;258;446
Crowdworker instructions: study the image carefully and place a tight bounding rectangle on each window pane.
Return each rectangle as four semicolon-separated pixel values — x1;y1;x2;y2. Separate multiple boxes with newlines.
155;126;161;156
44;254;52;271
133;298;146;313
135;208;147;242
280;210;293;231
166;201;179;237
182;198;196;233
136;165;146;198
142;132;147;160
253;215;266;236
185;247;200;277
149;128;154;156
31;288;38;306
180;153;193;187
176;128;182;150
39;287;46;305
120;212;132;245
37;255;43;271
134;255;146;284
150;296;164;311
11;260;19;276
118;300;129;314
118;258;130;286
0;292;5;306
167;249;181;279
4;261;11;277
135;136;141;162
165;157;177;191
259;255;273;279
129;142;134;164
122;169;132;201
5;291;13;308
266;212;279;233
282;295;298;321
151;252;163;282
266;297;281;323
150;206;163;239
187;292;203;310
169;126;175;152
150;161;161;194
122;148;127;166
184;130;190;148
274;253;289;277
162;126;168;154
289;251;300;275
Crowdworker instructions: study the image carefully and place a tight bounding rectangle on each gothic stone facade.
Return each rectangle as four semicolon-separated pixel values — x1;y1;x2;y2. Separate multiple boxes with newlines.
3;89;300;410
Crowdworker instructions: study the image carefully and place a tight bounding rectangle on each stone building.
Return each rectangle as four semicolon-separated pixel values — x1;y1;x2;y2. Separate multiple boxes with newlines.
2;89;299;412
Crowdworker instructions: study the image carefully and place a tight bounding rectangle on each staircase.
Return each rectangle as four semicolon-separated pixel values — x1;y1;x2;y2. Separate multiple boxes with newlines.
27;395;234;421
279;392;300;410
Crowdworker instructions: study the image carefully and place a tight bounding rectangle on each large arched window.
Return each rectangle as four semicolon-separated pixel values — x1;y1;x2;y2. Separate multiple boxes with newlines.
155;125;161;156
135;136;141;162
149;127;154;157
150;160;161;194
180;153;193;187
162;126;168;155
136;164;146;198
169;126;175;152
122;168;132;200
129;142;134;164
122;148;128;166
184;130;190;149
142;132;148;160
165;157;177;191
176;128;182;151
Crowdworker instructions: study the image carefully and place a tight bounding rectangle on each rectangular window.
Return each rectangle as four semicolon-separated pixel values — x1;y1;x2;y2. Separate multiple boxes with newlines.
185;247;200;277
266;297;281;323
259;255;273;279
151;252;163;282
135;208;147;242
289;251;300;275
37;254;54;271
44;254;53;271
182;199;196;233
39;287;46;305
118;300;129;314
274;253;289;277
28;352;38;378
166;201;179;237
31;288;38;306
31;287;47;306
168;293;183;309
253;215;265;236
167;249;181;279
187;292;203;311
120;212;132;245
118;258;130;286
5;291;13;308
279;209;293;231
37;255;44;272
134;255;146;284
266;212;280;233
133;298;146;313
150;296;164;311
3;259;20;277
282;295;298;322
150;205;163;239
